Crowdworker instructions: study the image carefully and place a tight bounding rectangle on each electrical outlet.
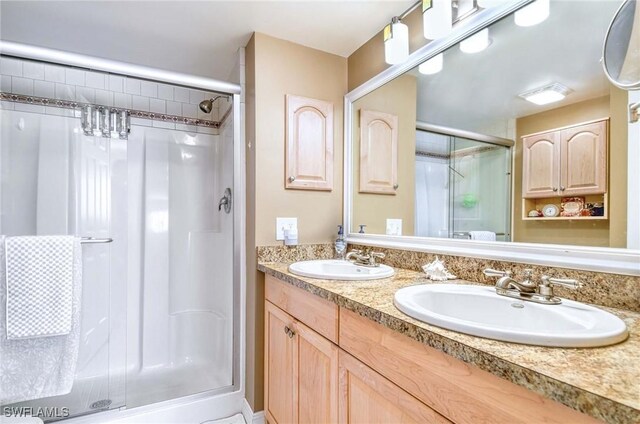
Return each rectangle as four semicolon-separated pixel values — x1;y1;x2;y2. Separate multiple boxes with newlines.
386;219;403;236
276;217;297;240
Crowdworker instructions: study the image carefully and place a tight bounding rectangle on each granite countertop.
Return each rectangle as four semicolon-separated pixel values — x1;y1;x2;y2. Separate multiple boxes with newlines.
258;262;640;424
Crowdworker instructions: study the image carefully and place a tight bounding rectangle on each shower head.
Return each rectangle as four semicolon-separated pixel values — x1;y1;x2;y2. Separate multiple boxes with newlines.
199;95;226;114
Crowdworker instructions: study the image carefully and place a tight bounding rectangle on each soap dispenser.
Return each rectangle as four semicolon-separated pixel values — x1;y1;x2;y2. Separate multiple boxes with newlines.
335;225;346;259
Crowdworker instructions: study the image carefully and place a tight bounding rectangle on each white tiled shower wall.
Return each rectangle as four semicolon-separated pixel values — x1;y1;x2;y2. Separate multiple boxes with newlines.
0;56;232;134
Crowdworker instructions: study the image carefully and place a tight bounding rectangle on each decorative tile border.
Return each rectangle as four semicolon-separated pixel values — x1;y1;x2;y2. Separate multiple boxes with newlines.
1;91;221;128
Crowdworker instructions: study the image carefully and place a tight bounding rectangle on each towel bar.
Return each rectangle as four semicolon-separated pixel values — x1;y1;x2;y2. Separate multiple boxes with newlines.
80;237;113;244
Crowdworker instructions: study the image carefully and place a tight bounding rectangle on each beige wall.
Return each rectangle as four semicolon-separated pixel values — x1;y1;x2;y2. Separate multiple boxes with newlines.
244;34;262;412
352;74;417;235
245;33;348;411
254;34;346;246
609;87;628;248
513;93;627;247
348;9;427;91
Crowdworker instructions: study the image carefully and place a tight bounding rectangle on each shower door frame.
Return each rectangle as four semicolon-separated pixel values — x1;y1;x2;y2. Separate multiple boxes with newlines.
0;41;247;423
414;122;514;242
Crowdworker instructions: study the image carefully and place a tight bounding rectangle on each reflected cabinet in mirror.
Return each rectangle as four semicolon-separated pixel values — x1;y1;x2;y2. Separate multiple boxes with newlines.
349;0;638;250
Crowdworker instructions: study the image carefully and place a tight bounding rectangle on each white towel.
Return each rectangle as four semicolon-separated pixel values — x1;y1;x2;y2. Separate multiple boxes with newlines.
5;236;75;339
469;231;496;241
0;236;82;404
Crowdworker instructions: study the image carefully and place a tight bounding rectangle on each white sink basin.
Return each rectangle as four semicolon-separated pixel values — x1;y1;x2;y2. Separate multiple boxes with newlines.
288;259;395;281
394;284;628;348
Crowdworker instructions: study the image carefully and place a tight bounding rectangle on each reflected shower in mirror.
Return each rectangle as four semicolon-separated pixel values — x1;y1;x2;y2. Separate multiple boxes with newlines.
350;0;636;249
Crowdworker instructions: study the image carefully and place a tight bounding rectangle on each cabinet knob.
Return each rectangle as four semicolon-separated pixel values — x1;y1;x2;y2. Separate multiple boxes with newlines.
288;176;295;183
560;186;566;191
552;187;558;192
393;184;399;190
284;326;295;338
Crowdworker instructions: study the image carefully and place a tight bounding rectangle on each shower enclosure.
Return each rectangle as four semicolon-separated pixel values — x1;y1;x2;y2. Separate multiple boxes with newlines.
0;45;243;423
415;125;512;241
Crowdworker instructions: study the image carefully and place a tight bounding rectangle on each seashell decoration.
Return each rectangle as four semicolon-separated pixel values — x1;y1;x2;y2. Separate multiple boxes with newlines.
422;256;457;281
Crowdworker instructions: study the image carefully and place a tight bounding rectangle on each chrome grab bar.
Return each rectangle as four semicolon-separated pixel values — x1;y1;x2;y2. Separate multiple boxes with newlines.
80;237;113;244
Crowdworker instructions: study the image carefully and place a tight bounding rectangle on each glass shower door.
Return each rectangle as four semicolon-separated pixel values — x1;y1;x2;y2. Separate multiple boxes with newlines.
449;136;512;241
124;108;235;409
0;108;127;420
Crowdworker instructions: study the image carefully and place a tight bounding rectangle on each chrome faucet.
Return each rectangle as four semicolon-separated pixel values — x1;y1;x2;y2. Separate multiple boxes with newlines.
346;249;386;267
483;268;582;305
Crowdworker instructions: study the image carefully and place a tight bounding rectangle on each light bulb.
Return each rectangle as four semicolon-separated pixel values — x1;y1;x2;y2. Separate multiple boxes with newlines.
418;53;443;75
384;21;409;65
460;28;491;54
515;0;550;27
423;0;453;40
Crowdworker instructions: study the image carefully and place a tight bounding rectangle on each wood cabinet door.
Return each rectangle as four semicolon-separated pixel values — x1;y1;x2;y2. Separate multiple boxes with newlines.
285;95;334;191
295;320;339;424
265;302;297;424
522;131;560;198
359;110;398;194
339;351;451;424
560;120;608;195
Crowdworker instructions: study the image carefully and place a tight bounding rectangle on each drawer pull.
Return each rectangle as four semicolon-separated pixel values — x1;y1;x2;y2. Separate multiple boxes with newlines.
284;326;295;338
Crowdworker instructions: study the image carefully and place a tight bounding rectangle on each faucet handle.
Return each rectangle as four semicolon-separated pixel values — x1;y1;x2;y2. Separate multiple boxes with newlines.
483;268;511;278
370;252;385;259
541;275;583;290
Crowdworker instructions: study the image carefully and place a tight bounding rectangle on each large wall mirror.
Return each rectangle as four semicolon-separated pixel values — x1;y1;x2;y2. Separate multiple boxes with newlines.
345;0;640;273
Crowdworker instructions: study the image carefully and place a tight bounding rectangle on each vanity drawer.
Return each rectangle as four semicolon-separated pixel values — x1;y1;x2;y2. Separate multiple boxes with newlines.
265;274;339;343
339;308;599;424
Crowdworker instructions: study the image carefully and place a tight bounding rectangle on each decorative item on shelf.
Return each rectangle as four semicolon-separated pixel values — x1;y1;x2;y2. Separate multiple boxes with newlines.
541;204;560;217
581;203;594;216
528;209;543;217
422;256;457;281
560;197;585;217
591;202;605;216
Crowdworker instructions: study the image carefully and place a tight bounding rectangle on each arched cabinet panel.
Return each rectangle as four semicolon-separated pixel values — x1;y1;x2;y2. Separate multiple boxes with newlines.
359;110;398;194
522;118;608;199
560;121;608;195
522;132;561;198
285;95;334;191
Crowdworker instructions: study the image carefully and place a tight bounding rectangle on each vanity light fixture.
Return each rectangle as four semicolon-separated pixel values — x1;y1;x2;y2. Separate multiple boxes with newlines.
384;17;410;65
423;0;453;40
418;53;444;74
514;0;550;27
459;28;491;53
519;83;571;105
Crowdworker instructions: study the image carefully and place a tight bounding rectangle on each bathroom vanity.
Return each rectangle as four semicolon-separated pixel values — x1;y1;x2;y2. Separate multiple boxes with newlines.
259;262;639;424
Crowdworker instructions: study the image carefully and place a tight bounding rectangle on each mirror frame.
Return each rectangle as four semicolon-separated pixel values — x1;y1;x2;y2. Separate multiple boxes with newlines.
602;0;640;90
343;0;640;276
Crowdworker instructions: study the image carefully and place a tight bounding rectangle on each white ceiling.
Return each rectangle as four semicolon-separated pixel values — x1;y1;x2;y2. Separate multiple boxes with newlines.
416;0;623;136
0;0;414;81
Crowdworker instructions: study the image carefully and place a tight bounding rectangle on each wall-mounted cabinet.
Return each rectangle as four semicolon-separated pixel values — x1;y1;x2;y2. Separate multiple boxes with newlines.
359;109;398;194
522;119;608;199
285;95;334;191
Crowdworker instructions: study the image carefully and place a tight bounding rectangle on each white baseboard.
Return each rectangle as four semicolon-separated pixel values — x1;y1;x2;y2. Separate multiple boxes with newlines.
241;399;265;424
